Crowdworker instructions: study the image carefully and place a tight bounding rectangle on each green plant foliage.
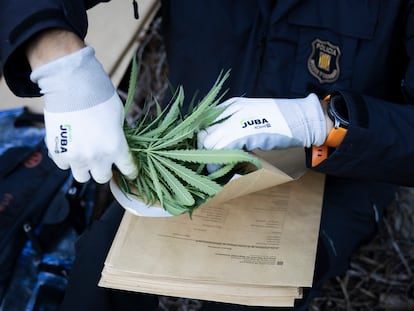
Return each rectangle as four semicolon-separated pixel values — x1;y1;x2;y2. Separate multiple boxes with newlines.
117;55;261;216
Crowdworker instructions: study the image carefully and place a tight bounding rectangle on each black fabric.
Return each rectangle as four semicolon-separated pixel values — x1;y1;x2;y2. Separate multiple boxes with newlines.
160;1;414;186
0;142;69;287
311;90;414;186
0;0;90;96
160;0;408;101
59;202;159;311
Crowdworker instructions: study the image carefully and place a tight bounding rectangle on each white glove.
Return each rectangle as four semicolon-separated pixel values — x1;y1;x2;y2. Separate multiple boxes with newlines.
198;94;326;151
30;46;137;184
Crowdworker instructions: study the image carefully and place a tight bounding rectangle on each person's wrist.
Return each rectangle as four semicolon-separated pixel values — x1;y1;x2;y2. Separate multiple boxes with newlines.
30;46;115;113
320;99;334;140
26;28;85;69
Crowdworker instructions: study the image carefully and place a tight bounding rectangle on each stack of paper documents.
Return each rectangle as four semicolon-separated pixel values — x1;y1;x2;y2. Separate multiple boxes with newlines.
99;156;325;307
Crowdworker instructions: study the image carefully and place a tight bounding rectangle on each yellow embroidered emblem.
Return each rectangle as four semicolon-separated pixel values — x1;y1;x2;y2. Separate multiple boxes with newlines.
308;39;341;83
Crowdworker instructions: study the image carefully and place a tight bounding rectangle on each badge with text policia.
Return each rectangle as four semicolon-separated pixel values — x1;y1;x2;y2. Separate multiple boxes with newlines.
308;39;341;84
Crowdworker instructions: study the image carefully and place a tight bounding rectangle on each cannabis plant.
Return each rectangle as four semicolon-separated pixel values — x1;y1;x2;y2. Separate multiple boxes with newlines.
116;56;261;216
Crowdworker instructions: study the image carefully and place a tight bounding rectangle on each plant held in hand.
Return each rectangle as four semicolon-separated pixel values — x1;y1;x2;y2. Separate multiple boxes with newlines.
116;56;261;216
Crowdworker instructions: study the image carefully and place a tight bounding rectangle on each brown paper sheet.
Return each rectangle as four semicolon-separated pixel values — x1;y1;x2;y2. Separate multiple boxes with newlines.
100;155;325;306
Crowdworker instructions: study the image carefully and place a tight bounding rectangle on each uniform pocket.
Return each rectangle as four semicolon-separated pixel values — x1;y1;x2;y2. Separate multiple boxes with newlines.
287;0;378;95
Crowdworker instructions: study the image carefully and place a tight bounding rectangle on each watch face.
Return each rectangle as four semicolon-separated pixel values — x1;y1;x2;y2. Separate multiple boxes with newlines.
330;95;349;128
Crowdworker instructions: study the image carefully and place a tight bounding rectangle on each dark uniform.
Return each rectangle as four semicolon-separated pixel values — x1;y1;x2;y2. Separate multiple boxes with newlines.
2;1;414;310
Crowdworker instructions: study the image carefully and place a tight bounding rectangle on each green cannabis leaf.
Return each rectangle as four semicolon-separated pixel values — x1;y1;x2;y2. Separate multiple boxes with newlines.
117;54;261;216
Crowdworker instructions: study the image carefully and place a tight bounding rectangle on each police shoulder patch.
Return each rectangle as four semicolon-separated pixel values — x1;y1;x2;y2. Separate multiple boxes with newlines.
307;39;341;84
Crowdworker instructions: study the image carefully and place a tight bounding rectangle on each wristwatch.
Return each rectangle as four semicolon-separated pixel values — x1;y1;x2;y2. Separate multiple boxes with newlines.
311;93;349;166
325;93;349;148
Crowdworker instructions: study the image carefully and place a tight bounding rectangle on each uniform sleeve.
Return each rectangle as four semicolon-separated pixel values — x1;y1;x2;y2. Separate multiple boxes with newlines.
307;90;414;186
0;0;95;97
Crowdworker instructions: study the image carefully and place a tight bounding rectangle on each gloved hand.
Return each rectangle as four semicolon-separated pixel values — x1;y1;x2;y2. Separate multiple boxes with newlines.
30;46;137;184
198;94;327;151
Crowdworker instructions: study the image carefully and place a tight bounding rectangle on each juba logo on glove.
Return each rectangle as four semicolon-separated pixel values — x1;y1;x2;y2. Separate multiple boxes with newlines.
54;124;72;153
240;117;270;129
